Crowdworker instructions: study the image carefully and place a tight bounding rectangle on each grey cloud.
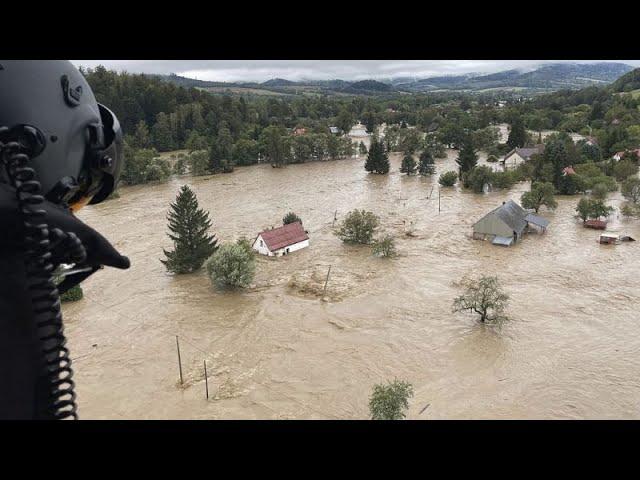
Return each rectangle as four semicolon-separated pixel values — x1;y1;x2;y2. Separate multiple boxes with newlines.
72;60;640;83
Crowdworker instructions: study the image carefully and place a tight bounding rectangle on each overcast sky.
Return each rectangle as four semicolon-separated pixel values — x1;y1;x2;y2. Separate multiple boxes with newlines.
71;60;640;83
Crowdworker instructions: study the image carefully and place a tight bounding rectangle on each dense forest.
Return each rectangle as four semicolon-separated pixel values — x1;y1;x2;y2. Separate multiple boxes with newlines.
83;66;640;217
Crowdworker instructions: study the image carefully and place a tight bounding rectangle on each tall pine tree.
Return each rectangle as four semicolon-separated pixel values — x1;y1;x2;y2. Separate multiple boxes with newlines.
365;136;390;174
400;153;417;175
507;117;527;149
162;185;218;274
418;150;435;175
455;137;478;176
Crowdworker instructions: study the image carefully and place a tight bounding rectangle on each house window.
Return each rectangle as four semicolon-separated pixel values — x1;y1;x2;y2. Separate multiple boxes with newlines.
260;240;263;247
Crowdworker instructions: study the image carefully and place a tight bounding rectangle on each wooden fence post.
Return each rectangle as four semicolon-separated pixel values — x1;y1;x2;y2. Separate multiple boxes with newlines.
204;360;209;400
323;265;332;296
176;336;183;385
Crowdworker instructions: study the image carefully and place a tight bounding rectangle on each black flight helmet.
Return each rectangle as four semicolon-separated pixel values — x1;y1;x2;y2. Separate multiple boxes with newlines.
0;60;123;210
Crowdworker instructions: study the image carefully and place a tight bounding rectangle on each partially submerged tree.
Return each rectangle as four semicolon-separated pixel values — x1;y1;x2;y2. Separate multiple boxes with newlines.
465;165;494;193
575;197;614;223
205;239;256;289
439;171;458;187
283;212;302;225
418;150;435;175
507;117;527;149
621;177;640;205
400;153;417;175
336;209;379;244
455;136;478;177
364;136;390;174
372;235;396;257
520;181;557;213
162;185;218;274
60;285;83;303
369;379;414;420
452;275;509;323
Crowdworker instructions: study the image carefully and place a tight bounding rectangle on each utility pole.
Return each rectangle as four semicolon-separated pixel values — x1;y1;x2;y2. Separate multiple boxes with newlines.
438;187;441;213
323;265;332;296
204;360;209;400
175;336;183;385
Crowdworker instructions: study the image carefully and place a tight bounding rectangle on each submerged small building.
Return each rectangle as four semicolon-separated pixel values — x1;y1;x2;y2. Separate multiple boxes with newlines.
500;145;545;171
252;221;309;257
473;200;549;247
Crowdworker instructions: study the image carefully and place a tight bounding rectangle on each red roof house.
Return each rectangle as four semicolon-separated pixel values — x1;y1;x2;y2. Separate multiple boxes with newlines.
252;221;309;257
562;166;576;176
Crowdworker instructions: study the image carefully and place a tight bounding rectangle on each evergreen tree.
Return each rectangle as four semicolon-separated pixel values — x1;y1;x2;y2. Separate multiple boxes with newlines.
507;117;527;149
132;120;151;149
418;150;435;175
400;153;417;175
362;111;377;134
364;136;390;174
208;137;224;173
455;137;478;176
162;185;218;274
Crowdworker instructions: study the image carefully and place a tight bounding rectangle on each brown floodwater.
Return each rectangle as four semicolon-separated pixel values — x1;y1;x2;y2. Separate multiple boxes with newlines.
63;150;640;419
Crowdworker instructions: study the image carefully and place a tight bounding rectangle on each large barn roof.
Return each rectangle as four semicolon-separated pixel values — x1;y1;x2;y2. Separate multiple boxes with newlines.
258;221;308;251
475;200;528;234
494;200;528;233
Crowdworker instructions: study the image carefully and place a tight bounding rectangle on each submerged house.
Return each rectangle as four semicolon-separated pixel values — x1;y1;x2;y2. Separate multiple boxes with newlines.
252;221;309;257
500;145;545;171
473;200;549;247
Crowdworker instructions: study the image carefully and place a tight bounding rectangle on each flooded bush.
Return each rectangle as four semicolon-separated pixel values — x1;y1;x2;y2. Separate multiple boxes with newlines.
283;212;302;225
621;177;640;204
439;171;458;187
466;165;494;193
521;182;557;213
491;170;521;190
336;210;379;244
575;197;614;222
187;150;210;176
369;379;414;420
205;240;256;289
452;275;509;324
60;285;83;303
121;147;171;185
613;159;639;181
372;235;396;257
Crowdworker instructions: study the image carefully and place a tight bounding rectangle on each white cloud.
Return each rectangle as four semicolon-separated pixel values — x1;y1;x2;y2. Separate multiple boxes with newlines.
71;60;640;83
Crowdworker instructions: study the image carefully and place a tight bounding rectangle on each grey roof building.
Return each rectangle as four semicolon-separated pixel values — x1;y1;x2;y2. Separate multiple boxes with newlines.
473;200;548;246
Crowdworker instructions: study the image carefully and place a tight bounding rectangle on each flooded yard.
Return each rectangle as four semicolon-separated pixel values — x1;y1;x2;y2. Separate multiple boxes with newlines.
64;150;640;419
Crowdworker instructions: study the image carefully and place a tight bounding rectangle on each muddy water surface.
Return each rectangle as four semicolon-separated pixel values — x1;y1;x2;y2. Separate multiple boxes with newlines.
64;151;640;419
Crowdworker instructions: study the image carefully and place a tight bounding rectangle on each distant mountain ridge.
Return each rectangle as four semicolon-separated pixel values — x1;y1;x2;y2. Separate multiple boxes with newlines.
155;63;634;95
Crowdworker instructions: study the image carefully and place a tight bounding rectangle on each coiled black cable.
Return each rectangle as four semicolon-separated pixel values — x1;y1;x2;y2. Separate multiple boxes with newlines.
1;133;84;420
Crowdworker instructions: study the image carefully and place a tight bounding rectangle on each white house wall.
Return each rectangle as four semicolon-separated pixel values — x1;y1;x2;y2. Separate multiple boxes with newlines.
252;235;273;256
272;239;309;256
503;153;525;170
252;236;310;257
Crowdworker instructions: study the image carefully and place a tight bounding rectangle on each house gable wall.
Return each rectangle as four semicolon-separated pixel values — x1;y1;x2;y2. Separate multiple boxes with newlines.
473;213;514;238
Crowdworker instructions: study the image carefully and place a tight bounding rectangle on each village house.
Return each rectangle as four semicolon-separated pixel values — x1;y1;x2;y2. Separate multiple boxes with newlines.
612;148;640;161
292;127;307;136
348;124;368;137
329;126;341;135
500;145;545;171
562;165;576;176
472;200;549;247
252;221;309;257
